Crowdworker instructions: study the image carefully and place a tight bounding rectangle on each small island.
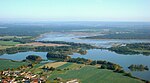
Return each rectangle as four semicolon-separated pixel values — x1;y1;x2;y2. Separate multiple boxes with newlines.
26;55;42;62
128;64;149;71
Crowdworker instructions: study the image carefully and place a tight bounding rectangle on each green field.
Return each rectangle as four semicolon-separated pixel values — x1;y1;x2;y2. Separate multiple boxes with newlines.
0;36;32;39
0;40;20;46
49;63;144;83
0;59;28;70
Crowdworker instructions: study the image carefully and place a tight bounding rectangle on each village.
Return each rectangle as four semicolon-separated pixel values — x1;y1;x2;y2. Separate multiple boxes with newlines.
0;68;46;83
0;70;79;83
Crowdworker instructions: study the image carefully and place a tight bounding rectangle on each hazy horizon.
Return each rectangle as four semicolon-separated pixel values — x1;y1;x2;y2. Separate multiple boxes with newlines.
0;0;150;22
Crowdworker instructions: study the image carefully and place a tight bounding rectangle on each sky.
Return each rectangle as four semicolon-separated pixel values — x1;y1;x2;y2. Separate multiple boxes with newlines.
0;0;150;22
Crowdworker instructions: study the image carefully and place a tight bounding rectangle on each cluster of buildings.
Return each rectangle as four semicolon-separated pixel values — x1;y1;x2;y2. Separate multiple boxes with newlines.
0;70;46;83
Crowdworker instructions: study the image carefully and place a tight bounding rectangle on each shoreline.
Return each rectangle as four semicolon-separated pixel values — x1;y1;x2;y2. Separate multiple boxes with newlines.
36;31;150;41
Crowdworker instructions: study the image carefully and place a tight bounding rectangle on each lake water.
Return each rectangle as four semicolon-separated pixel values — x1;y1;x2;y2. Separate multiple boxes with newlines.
0;52;47;61
0;32;150;81
37;32;150;48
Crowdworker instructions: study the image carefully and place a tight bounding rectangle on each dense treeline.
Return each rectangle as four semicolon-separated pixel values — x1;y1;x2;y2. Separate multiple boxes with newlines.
97;60;122;70
67;58;122;71
0;46;34;55
66;58;92;64
109;43;150;55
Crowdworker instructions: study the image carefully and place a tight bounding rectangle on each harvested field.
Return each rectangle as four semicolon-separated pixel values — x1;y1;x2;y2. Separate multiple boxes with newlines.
40;62;67;68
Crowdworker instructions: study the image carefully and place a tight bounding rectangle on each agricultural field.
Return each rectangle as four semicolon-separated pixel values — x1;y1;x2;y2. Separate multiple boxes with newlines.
0;40;21;50
0;59;28;70
40;62;144;83
0;40;20;46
